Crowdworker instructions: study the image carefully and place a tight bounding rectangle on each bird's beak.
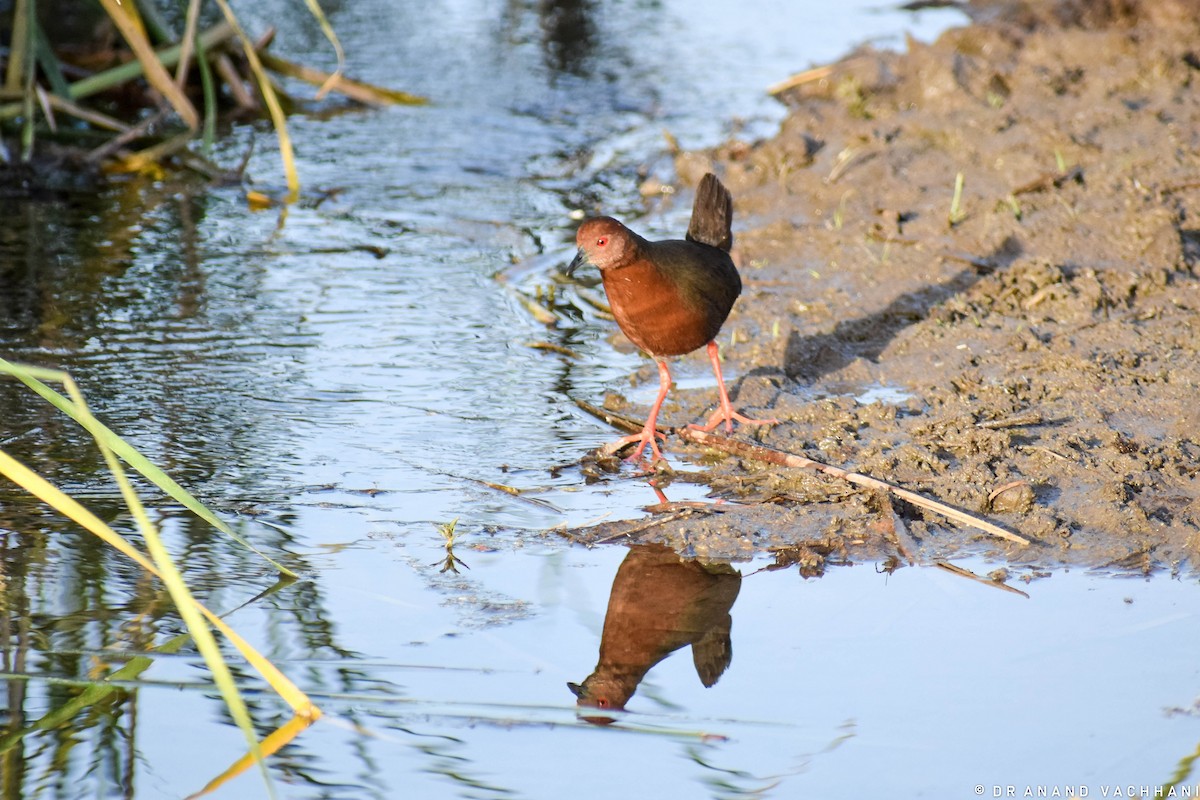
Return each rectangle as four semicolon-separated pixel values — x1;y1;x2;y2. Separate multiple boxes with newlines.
565;249;588;277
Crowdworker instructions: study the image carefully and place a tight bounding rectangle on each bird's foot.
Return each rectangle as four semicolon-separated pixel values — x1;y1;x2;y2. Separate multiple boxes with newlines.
601;427;668;464
689;408;779;435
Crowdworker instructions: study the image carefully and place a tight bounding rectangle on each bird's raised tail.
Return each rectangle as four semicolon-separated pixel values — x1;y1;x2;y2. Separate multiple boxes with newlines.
685;173;734;252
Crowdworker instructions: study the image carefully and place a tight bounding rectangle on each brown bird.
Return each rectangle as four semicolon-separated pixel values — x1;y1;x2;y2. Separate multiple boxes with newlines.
568;173;776;462
568;543;742;714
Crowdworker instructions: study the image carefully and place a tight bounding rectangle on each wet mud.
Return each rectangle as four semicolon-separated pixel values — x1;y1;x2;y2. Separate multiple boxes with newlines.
570;0;1200;574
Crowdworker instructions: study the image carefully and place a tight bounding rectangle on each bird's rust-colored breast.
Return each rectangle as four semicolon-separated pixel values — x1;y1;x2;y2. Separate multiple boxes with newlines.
601;257;724;357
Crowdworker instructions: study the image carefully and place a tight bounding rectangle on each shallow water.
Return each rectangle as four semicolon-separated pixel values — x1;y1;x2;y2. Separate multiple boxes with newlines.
3;1;1199;797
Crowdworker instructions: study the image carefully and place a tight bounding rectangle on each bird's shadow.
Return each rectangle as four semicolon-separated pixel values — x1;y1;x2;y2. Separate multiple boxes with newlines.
777;235;1022;383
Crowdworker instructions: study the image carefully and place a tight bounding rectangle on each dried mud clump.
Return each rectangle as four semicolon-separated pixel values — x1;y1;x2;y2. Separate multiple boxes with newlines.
599;1;1200;571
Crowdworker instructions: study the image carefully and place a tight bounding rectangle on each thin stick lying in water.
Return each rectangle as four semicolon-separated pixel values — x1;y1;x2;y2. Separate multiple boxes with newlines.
596;509;707;544
935;561;1030;598
573;397;651;436
677;427;1030;547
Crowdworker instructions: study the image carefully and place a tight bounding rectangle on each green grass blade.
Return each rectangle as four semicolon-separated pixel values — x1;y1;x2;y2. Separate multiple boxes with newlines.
193;19;218;155
0;447;276;796
0;358;298;578
78;395;276;798
30;13;72;99
18;0;36;162
4;0;29;92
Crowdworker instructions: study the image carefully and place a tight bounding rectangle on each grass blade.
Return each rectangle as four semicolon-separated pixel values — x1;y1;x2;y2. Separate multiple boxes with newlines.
211;0;299;200
175;0;203;89
299;0;345;99
948;170;966;227
0;448;321;716
96;0;200;129
0;358;298;578
187;713;319;799
259;52;427;106
4;0;29;93
30;13;72;99
0;447;319;796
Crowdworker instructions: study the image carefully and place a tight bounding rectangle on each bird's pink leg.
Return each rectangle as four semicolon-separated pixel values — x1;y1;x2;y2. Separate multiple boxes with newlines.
691;340;779;433
610;359;672;462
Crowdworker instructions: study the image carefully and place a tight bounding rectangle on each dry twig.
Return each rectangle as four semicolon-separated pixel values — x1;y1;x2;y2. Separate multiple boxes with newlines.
677;427;1029;546
573;397;651;436
596;508;710;544
935;562;1030;598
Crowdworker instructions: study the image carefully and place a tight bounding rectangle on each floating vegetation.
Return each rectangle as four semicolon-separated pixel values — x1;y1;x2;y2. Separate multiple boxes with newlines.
434;517;469;574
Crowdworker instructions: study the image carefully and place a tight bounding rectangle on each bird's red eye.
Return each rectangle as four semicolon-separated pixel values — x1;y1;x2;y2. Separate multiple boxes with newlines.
596;698;609;708
596;237;607;247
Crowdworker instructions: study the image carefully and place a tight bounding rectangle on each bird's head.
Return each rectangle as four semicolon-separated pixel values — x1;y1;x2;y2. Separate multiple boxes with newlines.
567;216;635;275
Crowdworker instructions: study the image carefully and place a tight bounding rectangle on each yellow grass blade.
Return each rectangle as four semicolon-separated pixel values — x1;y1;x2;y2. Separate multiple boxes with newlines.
0;449;318;715
259;52;427;106
66;22;236;103
96;0;200;130
0;362;315;715
0;583;303;759
187;713;319;799
0;358;298;578
0;468;307;796
0;449;161;572
71;391;277;794
299;0;345;100
210;0;299;200
175;0;203;89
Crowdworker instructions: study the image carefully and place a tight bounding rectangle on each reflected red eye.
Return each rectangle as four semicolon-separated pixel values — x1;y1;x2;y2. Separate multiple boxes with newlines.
596;237;608;247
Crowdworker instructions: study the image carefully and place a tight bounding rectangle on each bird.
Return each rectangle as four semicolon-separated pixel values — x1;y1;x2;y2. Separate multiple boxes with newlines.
567;173;776;462
568;543;741;715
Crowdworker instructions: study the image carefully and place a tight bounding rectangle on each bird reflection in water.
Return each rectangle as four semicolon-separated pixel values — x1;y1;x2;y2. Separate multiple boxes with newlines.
569;543;741;719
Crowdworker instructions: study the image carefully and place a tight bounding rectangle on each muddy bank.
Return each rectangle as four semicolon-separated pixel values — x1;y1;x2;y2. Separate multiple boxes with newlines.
570;1;1200;574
